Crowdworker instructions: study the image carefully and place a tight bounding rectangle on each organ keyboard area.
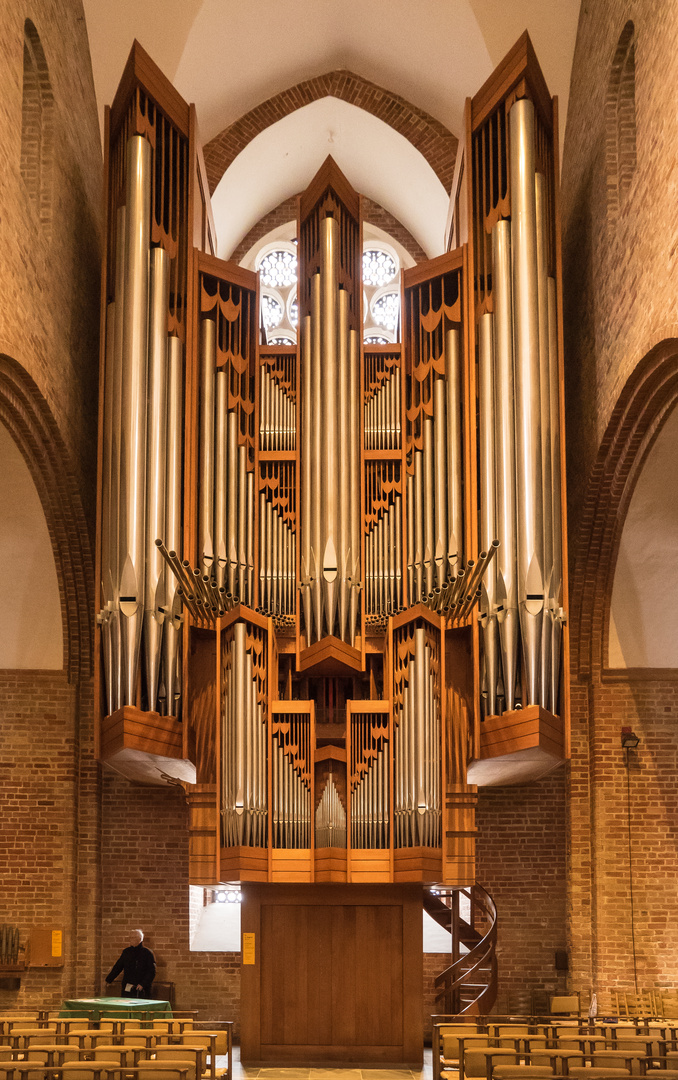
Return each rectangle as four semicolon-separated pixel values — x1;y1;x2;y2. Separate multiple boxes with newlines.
95;35;569;887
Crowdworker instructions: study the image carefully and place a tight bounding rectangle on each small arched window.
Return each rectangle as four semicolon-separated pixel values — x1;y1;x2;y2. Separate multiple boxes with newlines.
606;21;636;220
21;20;53;234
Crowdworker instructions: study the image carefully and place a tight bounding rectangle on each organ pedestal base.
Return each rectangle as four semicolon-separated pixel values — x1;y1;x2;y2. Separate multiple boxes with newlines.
240;882;423;1067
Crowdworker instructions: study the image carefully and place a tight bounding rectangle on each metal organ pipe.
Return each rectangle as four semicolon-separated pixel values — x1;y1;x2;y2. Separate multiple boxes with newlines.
492;221;519;712
118;135;151;707
163;336;183;715
478;313;499;717
510;98;544;707
143;246;170;713
535;172;553;709
548;277;564;714
199;318;216;573
221;622;268;848
300;218;359;644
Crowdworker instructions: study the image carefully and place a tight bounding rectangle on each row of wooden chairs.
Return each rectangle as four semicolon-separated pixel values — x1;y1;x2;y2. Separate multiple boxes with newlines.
433;1021;678;1080
0;1021;232;1080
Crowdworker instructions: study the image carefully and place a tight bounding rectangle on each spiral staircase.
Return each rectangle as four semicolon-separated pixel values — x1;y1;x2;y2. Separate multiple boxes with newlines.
426;884;498;1015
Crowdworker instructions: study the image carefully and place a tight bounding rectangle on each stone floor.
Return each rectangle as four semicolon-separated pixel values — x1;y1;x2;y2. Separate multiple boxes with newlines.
216;1046;433;1080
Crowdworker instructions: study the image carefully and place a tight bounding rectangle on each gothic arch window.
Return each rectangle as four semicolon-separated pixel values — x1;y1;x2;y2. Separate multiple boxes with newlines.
606;21;636;220
20;20;54;234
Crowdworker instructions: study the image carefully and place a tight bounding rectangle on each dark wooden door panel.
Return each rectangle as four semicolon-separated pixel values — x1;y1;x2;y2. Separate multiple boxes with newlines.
242;883;423;1065
260;901;403;1048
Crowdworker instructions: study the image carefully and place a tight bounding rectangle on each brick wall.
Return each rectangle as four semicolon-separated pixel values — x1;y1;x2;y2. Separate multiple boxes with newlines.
424;953;450;1037
0;670;80;1008
0;0;102;528
561;0;678;529
475;770;568;1013
567;674;678;1005
100;775;240;1029
562;0;678;1008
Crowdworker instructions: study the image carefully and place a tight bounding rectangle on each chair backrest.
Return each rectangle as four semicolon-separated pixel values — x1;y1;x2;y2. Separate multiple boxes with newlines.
441;1026;484;1060
550;995;580;1017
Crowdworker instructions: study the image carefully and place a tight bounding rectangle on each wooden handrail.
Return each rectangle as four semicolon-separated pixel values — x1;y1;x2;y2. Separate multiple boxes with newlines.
434;884;498;1016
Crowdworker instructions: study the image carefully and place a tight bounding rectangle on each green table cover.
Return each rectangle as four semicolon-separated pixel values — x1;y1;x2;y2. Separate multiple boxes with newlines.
59;997;172;1021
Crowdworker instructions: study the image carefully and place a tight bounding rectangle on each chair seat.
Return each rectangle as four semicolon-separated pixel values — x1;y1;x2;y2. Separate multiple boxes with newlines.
567;1069;631;1078
493;1068;555;1078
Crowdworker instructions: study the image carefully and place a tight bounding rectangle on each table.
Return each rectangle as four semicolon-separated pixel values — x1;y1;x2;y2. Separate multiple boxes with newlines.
59;997;172;1021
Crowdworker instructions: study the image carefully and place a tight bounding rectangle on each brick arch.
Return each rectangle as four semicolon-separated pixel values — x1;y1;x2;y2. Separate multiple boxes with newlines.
203;70;458;195
0;354;93;681
569;339;678;680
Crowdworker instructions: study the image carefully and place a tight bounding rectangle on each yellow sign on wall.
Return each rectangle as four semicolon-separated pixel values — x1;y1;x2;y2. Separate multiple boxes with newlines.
51;930;62;957
242;932;255;965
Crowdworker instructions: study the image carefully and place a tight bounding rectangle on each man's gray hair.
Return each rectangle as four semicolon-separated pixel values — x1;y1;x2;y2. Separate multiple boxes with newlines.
133;929;144;941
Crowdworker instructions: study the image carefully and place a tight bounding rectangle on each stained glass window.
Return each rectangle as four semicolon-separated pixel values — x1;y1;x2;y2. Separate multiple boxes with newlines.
258;248;298;289
363;248;397;287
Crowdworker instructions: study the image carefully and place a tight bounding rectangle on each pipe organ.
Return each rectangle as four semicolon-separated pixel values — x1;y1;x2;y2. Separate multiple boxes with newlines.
96;34;569;889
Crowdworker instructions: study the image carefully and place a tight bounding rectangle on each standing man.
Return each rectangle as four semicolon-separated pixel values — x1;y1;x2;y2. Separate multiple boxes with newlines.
105;929;156;998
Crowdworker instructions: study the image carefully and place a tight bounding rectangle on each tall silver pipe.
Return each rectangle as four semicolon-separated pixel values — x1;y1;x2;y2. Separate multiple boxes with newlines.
199;319;216;572
119;135;151;707
301;314;313;637
244;649;253;845
214;372;228;589
536;172;553;709
414;451;424;599
349;329;360;640
246;469;254;606
445;328;463;578
407;473;415;605
395;494;403;611
226;411;239;596
321;215;339;635
237;445;247;601
492;220;519;712
388;503;396;613
163;336;183;716
143;246;169;712
548;276;563;714
311;273;323;639
258;493;266;611
266;500;274;613
510;97;544;706
478;312;499;717
423;418;435;596
234;623;246;842
102;302;116;716
338;287;351;642
414;630;427;841
407;661;416;844
433;379;448;591
109;205;127;713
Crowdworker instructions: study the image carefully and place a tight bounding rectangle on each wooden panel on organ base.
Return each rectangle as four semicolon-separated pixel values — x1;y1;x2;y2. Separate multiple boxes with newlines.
240;883;423;1067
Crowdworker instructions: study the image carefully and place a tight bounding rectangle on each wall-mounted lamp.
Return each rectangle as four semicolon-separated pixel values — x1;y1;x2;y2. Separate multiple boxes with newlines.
621;727;640;749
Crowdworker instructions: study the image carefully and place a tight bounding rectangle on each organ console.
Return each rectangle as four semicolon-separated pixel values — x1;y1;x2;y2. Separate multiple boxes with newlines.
95;32;569;890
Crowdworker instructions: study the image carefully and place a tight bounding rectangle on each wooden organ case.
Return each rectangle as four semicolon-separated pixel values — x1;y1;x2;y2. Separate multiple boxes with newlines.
95;34;569;1066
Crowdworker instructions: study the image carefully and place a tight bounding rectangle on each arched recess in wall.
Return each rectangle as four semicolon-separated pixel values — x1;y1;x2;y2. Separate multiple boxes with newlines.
606;20;636;221
569;340;678;680
0;355;93;681
21;19;54;234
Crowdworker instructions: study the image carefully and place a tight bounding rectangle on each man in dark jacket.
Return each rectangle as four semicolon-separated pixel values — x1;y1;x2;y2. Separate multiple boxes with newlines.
105;929;156;997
